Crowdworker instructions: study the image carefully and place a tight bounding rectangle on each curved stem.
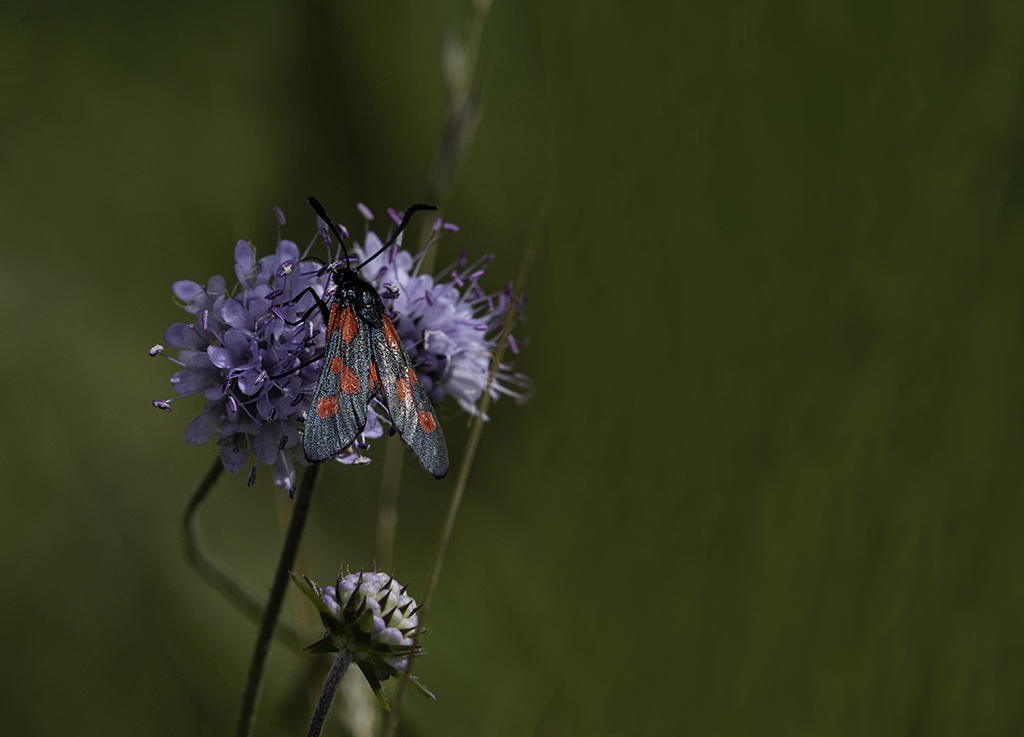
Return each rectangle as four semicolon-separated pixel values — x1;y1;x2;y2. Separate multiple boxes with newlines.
306;650;353;737
236;462;322;737
182;458;302;649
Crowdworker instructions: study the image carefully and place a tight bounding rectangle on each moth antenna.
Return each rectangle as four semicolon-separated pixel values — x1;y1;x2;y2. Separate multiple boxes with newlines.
308;196;351;265
359;203;439;268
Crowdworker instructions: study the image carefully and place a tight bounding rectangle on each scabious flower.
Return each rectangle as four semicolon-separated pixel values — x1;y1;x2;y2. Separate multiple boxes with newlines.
152;204;527;493
293;570;433;709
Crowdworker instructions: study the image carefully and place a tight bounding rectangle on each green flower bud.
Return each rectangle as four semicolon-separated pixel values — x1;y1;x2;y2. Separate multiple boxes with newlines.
293;571;433;710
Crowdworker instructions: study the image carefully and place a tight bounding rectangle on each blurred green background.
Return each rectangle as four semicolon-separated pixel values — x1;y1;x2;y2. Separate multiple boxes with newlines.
3;1;1023;734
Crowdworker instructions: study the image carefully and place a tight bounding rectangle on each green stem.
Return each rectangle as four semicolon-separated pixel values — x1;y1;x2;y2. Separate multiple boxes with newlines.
306;650;353;737
182;458;302;649
383;190;546;737
236;462;322;737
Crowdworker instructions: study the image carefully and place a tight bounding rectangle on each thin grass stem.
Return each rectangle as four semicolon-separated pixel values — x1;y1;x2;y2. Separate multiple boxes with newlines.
383;190;546;737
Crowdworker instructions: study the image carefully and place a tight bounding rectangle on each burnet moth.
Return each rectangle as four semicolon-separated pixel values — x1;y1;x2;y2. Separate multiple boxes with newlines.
275;197;449;478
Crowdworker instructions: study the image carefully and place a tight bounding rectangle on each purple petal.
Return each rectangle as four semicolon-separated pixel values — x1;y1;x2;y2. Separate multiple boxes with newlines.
235;241;257;285
173;280;205;303
207;346;236;370
222;329;253;355
220;441;249;472
207;275;227;296
171;366;220;394
164;322;206;350
177;349;213;368
246;296;271;319
276;239;300;265
255;424;282;465
236;370;264;396
220;299;253;330
185;410;219;444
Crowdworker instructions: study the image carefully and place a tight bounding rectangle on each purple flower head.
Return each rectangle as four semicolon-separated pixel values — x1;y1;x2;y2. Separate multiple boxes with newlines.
152;205;528;492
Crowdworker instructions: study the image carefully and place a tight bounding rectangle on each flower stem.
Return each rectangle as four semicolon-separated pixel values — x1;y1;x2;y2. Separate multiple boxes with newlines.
306;650;353;737
384;190;546;737
182;457;302;649
236;462;322;737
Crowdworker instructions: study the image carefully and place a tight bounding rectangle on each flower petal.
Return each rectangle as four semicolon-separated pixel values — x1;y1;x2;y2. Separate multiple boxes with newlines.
220;299;253;330
234;241;257;287
173;280;205;303
164;322;206;349
185;408;219;444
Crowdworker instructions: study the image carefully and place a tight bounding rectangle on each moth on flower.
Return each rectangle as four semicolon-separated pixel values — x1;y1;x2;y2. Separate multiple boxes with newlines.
274;197;448;478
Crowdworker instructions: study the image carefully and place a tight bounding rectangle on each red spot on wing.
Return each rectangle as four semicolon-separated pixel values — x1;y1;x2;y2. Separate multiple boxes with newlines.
418;410;436;434
369;362;380;391
340;306;358;344
326;304;358;344
395;377;412;403
330;356;344;374
407;367;418;385
326;303;341;339
382;316;402;353
317;396;339;419
339;365;360;395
